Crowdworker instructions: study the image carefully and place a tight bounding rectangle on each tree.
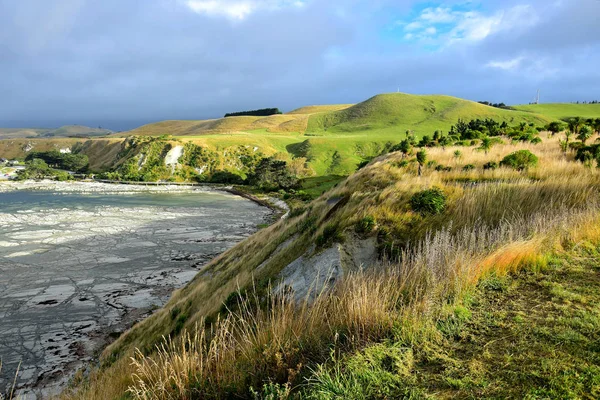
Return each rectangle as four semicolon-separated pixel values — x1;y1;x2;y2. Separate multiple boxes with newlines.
577;125;593;144
477;137;494;154
500;150;539;171
416;149;427;176
546;121;565;136
248;157;299;191
592;118;600;136
567;117;585;136
398;139;412;158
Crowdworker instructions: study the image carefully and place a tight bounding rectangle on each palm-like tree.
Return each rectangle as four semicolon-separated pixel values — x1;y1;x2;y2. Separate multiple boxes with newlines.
578;125;593;144
478;137;494;154
416;149;427;176
567;117;585;136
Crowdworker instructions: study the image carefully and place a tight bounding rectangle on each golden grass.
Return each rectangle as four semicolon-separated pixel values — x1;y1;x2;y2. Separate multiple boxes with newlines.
59;135;600;399
287;105;354;115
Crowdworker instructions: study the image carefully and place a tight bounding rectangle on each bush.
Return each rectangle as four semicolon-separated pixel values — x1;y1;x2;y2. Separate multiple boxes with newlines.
500;150;539;171
483;161;498;170
316;224;344;247
531;137;543;145
410;187;447;216
210;170;244;184
355;216;376;234
462;164;476;172
435;165;451;172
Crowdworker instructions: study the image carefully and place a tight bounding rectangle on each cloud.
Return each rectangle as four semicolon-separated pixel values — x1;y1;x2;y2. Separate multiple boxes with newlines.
487;56;525;70
184;0;307;20
0;0;598;129
399;4;540;44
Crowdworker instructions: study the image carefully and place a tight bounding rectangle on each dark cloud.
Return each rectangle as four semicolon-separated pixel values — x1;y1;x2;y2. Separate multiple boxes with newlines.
0;0;598;130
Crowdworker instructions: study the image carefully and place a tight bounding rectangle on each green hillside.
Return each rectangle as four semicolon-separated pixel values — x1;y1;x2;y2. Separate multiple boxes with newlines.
513;103;600;120
111;93;557;177
307;93;551;135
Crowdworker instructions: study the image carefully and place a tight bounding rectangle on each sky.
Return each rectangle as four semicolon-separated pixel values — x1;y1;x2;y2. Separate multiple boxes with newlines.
1;0;599;130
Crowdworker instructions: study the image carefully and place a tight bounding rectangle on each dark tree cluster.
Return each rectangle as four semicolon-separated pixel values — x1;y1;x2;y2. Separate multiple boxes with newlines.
25;150;89;172
247;157;299;191
478;101;512;109
573;100;599;104
224;108;283;118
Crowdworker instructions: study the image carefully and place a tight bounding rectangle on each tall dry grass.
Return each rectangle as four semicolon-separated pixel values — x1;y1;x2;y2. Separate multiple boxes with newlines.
62;136;600;399
127;202;600;399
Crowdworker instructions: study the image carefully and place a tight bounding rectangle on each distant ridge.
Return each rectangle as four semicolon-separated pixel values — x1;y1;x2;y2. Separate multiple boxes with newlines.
0;125;114;140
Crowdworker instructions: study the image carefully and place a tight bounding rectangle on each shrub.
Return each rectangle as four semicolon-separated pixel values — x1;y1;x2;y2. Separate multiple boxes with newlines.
435;165;451;172
483;161;498;170
210;170;245;184
316;224;344;247
410;187;447;216
462;164;476;172
500;150;539;171
355;216;377;234
530;137;543;145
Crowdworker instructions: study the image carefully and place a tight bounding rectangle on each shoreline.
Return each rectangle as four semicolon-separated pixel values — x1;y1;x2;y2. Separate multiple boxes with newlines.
0;179;289;217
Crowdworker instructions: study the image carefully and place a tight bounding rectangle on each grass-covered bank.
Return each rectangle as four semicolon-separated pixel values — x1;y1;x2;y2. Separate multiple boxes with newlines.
306;244;600;399
54;134;600;400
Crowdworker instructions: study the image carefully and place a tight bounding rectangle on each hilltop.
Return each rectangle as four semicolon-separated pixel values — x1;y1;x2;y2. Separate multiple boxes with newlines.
306;93;551;134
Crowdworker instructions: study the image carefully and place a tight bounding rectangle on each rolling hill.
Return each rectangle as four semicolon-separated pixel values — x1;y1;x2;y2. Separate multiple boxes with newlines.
513;103;600;120
122;93;553;138
306;93;552;134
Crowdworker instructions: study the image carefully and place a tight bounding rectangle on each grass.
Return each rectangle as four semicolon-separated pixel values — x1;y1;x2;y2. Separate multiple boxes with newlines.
306;93;551;136
307;245;600;399
57;134;600;399
514;103;600;120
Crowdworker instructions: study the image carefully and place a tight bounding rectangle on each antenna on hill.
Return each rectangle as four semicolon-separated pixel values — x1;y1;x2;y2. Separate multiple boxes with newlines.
535;89;540;104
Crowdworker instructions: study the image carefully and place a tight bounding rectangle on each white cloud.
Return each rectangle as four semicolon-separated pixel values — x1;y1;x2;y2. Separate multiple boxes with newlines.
184;0;306;20
487;56;525;70
400;4;540;45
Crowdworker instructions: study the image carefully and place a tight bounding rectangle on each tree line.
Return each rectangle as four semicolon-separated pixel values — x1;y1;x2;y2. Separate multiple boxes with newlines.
224;108;283;118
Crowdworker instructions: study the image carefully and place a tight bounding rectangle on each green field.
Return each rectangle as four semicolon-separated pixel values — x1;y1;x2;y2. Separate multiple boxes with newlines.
156;93;557;176
514;103;600;120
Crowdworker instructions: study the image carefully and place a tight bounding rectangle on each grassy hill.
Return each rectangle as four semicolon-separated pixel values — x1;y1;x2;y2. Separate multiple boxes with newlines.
513;103;600;120
59;136;600;399
307;93;551;135
116;93;556;177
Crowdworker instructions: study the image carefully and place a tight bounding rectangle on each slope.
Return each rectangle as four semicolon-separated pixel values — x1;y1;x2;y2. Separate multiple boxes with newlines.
60;136;600;399
513;103;600;120
307;93;552;135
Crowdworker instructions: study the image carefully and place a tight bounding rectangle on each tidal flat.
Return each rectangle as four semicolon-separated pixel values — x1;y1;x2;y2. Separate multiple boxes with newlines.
0;182;273;398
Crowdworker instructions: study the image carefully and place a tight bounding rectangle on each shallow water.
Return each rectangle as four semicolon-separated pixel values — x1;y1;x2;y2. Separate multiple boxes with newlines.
0;187;272;398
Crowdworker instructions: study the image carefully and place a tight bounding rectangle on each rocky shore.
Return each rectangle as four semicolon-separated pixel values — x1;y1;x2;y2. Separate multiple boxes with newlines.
0;182;274;398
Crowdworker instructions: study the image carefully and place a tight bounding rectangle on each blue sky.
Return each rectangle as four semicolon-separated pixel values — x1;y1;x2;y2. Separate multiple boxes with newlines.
0;0;599;130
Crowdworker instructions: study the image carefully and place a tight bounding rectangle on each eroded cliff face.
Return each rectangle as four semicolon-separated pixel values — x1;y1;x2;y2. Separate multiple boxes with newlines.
0;138;127;171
